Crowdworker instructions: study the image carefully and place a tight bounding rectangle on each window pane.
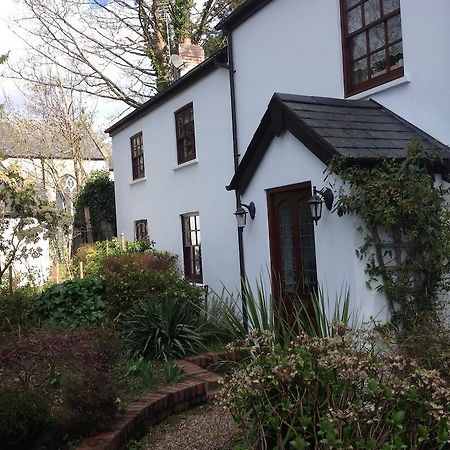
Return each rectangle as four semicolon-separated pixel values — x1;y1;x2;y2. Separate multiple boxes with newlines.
350;33;366;60
383;0;400;14
279;202;296;294
352;58;368;84
387;14;402;43
347;5;362;33
369;23;385;51
388;42;403;70
364;0;381;25
370;50;387;77
346;0;360;8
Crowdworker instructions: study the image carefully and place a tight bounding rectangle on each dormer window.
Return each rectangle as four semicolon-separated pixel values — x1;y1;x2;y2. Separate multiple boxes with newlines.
341;0;404;96
175;103;196;164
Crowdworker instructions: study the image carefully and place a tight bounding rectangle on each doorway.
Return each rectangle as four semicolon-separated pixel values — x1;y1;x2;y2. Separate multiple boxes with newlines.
267;182;318;317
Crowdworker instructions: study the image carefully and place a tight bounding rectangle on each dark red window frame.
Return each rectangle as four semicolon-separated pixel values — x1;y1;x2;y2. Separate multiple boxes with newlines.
134;219;148;242
340;0;404;97
175;103;196;165
181;213;203;283
131;132;145;180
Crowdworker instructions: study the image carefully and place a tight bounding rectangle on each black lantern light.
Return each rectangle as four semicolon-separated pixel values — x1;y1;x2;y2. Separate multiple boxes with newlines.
308;186;334;225
234;202;256;229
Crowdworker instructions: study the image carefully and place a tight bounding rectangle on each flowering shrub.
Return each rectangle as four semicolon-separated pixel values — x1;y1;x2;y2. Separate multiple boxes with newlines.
219;328;450;449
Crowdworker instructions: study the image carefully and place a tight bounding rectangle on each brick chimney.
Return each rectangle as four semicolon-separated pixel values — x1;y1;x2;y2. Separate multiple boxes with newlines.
176;37;205;77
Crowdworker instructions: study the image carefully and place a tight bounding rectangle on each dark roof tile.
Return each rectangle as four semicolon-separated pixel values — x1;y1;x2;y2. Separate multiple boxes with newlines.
228;93;450;193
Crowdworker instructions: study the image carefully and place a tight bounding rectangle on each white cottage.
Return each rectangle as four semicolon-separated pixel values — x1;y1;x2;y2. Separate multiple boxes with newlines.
107;0;450;322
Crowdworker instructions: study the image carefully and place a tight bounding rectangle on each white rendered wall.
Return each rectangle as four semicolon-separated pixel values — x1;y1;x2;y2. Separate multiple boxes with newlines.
241;131;390;323
232;0;450;151
112;69;240;295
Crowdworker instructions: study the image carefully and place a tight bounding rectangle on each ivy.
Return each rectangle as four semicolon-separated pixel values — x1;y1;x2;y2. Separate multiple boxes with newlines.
329;141;450;324
74;171;116;241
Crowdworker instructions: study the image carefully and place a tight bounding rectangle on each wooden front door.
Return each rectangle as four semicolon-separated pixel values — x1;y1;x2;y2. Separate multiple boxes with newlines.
267;182;318;317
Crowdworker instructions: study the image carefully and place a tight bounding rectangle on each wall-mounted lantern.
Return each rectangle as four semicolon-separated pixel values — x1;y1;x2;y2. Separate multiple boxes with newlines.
234;202;256;229
308;186;333;224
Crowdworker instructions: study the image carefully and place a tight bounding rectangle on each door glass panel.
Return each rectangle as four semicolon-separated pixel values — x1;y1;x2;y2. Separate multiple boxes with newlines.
278;201;296;293
299;201;317;294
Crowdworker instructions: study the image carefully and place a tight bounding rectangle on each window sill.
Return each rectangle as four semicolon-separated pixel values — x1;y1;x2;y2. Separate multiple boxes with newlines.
173;159;199;171
129;177;146;186
347;75;410;100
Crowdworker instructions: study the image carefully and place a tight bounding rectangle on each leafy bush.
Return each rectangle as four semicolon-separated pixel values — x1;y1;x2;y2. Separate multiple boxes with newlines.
33;277;105;327
74;237;155;278
103;252;201;323
0;388;52;450
73;170;117;242
122;296;206;360
219;328;450;449
0;287;36;331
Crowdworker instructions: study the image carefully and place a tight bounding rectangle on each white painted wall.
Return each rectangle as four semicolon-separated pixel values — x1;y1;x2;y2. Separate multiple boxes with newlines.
112;69;240;295
232;0;450;151
241;131;390;322
229;0;450;317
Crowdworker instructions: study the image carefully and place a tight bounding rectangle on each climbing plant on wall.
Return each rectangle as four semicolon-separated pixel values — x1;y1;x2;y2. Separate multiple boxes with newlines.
329;141;450;324
74;170;116;242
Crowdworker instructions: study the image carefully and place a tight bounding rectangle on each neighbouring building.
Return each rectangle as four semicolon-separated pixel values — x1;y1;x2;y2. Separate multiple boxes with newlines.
107;0;450;322
0;117;110;284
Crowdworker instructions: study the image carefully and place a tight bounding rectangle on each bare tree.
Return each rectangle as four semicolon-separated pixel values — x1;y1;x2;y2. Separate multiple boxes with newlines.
0;76;110;276
5;0;243;109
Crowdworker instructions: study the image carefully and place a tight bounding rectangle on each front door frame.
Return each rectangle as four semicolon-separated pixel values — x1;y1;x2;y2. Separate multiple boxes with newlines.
266;181;317;316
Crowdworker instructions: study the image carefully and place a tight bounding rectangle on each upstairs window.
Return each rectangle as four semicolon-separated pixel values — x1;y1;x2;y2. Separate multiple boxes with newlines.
131;132;145;180
175;103;196;164
134;219;148;242
341;0;403;96
181;213;203;283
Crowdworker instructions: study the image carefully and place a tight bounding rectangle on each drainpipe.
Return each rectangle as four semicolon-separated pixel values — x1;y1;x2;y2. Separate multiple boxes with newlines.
224;29;248;331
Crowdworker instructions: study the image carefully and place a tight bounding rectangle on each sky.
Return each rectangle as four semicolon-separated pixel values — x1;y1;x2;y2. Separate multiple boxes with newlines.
0;0;27;111
0;0;125;131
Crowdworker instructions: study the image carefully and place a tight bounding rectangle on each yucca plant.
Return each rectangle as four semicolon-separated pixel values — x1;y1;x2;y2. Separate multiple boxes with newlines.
121;296;206;360
216;278;354;345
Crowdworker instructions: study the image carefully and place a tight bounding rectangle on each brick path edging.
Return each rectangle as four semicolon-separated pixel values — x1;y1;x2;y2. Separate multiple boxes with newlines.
76;350;242;450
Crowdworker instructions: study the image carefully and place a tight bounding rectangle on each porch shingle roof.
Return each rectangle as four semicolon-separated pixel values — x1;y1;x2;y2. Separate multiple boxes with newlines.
227;94;450;193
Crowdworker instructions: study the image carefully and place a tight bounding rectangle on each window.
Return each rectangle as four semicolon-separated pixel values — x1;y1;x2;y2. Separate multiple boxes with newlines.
135;219;148;241
175;103;196;164
341;0;403;96
181;213;203;283
130;132;145;179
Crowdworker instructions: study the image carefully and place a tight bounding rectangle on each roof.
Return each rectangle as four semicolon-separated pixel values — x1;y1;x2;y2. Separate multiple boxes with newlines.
228;93;450;193
105;47;228;136
0;119;107;161
216;0;275;32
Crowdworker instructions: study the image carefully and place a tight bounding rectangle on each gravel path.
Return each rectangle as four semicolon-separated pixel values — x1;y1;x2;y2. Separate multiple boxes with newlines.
138;404;243;450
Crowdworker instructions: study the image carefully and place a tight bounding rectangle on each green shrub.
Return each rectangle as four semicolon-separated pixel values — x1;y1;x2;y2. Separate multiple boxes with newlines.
219;328;450;449
103;252;201;323
0;287;36;331
0;388;52;450
33;277;105;327
122;296;206;360
74;237;156;278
